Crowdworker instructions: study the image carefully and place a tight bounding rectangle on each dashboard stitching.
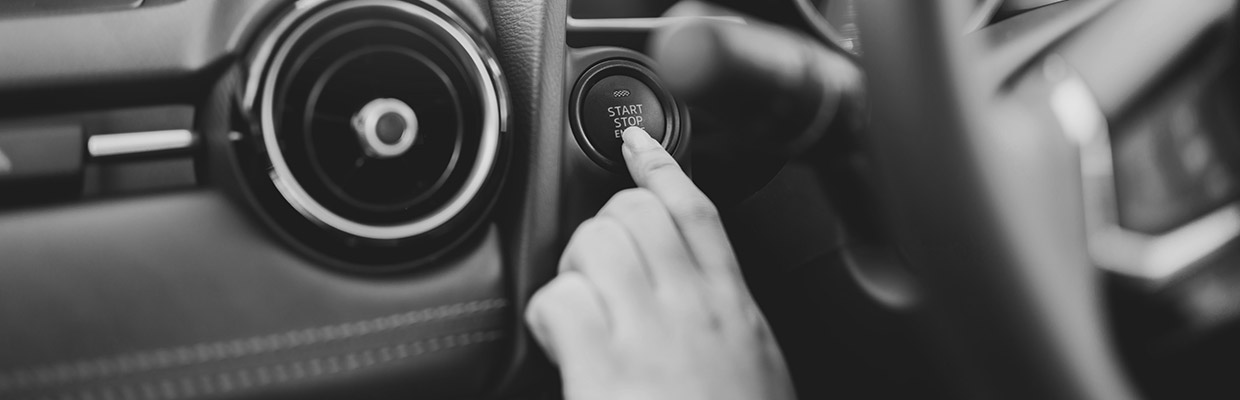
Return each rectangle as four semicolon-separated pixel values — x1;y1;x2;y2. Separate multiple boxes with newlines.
0;298;508;393
24;330;506;400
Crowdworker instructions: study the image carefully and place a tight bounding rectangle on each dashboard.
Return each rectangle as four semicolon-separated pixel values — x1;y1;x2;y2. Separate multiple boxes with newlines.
0;0;727;398
0;1;542;399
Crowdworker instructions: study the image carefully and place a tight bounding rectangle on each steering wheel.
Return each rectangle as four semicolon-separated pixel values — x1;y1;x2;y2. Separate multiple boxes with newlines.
855;0;1233;399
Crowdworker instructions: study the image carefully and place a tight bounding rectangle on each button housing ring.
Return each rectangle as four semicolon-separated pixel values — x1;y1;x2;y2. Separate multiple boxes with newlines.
570;58;682;172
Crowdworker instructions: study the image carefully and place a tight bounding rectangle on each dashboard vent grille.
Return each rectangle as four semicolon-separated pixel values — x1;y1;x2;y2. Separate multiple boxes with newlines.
241;0;508;269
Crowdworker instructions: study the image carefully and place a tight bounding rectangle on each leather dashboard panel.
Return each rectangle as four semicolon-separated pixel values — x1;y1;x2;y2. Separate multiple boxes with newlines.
0;191;510;400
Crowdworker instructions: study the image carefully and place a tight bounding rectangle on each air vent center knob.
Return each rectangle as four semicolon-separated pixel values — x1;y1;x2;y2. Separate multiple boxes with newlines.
352;98;419;159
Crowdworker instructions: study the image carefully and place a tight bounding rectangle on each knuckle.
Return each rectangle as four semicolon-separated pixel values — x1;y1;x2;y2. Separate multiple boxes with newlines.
528;274;589;316
561;225;594;266
571;217;623;245
525;283;556;326
527;279;562;311
571;218;603;240
637;155;681;176
723;291;766;332
720;277;757;306
667;195;720;223
684;301;727;333
739;302;774;340
605;188;661;214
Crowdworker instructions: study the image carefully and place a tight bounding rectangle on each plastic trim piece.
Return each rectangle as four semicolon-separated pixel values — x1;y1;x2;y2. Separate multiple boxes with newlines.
1048;57;1240;282
87;129;196;158
249;0;507;241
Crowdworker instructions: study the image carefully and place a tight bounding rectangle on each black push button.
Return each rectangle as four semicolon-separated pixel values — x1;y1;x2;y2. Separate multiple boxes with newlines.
582;75;667;162
571;59;680;171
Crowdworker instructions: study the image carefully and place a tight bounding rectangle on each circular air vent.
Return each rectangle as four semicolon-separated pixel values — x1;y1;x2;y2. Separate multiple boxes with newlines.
241;0;508;267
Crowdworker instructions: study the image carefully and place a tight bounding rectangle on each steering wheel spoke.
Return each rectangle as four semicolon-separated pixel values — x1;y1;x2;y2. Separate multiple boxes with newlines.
1045;57;1240;283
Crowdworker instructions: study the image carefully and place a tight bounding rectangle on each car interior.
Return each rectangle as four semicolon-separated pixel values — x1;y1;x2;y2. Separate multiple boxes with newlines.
0;0;1237;399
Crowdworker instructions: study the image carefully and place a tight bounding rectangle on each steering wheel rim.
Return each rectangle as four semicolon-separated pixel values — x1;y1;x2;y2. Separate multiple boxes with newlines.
855;1;1145;399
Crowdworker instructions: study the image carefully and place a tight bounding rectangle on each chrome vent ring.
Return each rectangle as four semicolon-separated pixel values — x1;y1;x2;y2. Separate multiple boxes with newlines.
243;0;508;256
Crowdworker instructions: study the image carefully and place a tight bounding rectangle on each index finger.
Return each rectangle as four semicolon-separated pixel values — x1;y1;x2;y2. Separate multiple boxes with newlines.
620;126;740;280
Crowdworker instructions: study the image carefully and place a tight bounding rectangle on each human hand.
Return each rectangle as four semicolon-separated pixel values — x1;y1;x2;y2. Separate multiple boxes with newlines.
524;126;796;400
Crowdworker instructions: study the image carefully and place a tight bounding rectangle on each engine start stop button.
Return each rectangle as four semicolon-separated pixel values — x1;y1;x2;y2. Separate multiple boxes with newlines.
571;59;679;170
583;75;666;160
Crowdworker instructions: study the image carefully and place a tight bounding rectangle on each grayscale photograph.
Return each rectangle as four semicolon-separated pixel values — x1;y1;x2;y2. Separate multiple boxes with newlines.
0;0;1233;399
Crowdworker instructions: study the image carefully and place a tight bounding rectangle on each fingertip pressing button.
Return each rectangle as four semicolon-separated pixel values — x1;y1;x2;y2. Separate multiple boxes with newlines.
571;59;680;171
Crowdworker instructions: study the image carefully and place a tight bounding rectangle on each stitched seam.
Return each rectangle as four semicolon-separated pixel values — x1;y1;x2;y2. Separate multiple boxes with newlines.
26;330;505;400
0;298;507;392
